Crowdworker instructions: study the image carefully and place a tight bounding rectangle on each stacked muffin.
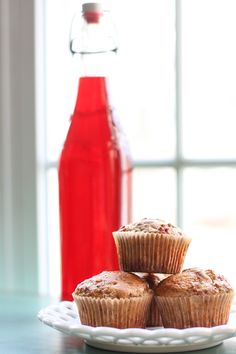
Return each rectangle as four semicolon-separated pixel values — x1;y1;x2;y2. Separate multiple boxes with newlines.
73;271;153;328
113;218;191;273
73;218;234;329
155;268;234;328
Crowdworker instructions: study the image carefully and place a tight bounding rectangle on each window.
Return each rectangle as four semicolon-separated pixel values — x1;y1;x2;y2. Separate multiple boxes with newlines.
39;0;236;295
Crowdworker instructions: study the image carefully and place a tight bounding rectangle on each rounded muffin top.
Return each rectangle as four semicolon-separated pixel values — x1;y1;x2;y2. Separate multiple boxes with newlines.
155;268;234;297
118;218;183;236
73;271;151;299
135;273;170;290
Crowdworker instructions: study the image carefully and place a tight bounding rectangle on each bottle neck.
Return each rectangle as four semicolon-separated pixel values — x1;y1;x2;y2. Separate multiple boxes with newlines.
74;76;108;114
72;50;117;114
75;50;116;78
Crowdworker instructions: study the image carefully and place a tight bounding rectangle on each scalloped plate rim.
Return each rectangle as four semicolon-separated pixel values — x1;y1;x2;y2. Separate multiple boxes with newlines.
37;301;236;353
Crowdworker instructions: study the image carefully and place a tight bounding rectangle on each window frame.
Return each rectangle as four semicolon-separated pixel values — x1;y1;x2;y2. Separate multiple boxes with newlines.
0;0;38;293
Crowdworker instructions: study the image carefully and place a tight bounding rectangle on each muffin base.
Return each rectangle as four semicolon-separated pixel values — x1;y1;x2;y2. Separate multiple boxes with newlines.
155;293;234;328
113;231;191;273
73;292;153;328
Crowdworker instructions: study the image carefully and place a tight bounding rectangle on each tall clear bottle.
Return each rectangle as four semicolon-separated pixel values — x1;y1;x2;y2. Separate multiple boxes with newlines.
58;2;132;300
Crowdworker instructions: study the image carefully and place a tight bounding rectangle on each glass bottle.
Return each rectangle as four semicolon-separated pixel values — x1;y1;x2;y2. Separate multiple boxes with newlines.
58;2;132;300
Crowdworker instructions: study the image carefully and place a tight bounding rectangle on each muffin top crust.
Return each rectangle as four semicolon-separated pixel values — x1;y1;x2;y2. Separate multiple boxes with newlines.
73;271;152;299
118;218;184;236
155;268;234;297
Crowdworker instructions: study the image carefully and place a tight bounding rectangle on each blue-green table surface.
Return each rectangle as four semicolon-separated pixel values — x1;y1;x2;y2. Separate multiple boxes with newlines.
1;293;236;354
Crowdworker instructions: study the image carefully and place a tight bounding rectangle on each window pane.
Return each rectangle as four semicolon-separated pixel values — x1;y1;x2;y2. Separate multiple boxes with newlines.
183;167;236;287
181;0;236;159
45;0;176;162
111;0;176;161
132;168;176;223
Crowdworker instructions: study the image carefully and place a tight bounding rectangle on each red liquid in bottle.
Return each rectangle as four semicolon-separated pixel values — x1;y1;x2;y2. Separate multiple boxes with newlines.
59;77;132;300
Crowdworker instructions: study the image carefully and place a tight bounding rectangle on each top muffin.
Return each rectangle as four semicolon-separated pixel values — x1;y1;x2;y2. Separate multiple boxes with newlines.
113;218;191;273
155;268;233;296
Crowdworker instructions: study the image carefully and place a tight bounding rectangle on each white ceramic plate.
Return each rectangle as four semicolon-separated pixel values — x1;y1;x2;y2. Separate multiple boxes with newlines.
38;301;236;353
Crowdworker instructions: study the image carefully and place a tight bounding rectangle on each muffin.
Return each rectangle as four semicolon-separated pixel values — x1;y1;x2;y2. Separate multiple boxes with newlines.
155;268;234;328
72;271;153;328
135;273;170;326
113;218;191;273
